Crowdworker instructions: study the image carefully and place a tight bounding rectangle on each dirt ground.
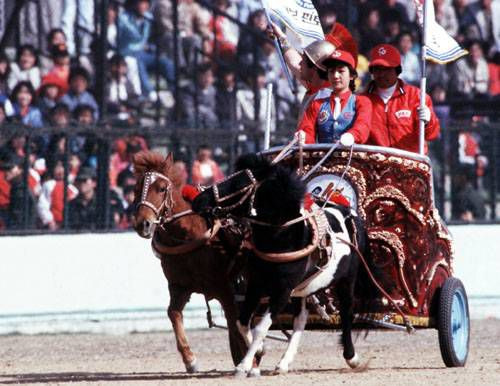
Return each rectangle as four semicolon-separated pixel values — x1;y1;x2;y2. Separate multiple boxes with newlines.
1;319;499;385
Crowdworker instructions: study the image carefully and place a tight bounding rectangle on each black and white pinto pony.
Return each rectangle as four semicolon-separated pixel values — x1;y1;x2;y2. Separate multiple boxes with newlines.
192;154;366;376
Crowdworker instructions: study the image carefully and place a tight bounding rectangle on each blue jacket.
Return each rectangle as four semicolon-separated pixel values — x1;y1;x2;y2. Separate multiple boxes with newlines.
117;10;152;57
316;94;356;143
12;103;44;128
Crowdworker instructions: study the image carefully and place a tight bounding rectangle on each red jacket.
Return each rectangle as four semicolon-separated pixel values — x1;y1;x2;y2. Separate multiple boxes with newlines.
297;90;372;144
363;80;440;154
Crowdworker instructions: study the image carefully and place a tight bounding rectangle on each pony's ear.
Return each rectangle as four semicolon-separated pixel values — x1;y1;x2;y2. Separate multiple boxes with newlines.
165;152;174;166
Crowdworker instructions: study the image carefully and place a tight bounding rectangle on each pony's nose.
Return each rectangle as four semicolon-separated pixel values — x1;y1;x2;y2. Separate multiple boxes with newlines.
142;219;153;235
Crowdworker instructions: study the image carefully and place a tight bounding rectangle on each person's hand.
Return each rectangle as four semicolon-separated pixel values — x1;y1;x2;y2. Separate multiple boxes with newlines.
267;22;286;40
295;130;306;145
417;106;431;124
340;132;355;147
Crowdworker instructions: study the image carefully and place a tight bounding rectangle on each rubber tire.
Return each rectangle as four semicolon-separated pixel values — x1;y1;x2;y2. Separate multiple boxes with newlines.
437;277;470;367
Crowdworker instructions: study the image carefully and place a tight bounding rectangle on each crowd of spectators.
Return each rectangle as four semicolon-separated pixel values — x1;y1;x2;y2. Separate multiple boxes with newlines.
0;0;499;230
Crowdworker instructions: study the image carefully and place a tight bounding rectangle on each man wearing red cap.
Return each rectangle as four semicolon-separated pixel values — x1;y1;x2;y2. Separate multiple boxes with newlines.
364;44;440;154
296;50;371;146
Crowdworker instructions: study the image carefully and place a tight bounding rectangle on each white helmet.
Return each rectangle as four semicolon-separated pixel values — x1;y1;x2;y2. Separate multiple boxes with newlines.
303;40;336;71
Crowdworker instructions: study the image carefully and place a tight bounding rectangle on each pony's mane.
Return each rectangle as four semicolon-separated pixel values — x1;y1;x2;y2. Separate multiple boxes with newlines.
235;153;274;181
255;164;306;218
133;151;166;177
133;151;184;188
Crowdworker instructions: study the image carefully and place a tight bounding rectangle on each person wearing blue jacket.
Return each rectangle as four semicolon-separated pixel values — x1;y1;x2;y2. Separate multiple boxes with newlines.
10;81;43;128
117;0;175;100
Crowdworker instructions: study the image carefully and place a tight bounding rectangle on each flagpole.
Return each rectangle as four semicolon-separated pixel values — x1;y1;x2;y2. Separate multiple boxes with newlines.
418;0;428;156
260;0;296;93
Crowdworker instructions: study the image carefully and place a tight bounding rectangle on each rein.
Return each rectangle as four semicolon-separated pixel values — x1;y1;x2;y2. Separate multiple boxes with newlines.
138;170;220;255
247;215;320;263
152;220;222;256
245;209;321;228
336;236;415;334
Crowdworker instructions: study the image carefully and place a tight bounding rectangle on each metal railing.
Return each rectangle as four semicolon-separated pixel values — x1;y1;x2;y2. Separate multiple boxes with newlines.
0;121;499;235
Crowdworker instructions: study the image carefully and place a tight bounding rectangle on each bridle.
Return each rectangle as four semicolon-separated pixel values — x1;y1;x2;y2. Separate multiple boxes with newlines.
211;168;260;216
137;171;174;223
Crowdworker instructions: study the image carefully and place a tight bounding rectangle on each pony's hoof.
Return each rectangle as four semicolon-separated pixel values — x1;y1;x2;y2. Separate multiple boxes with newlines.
248;367;261;377
185;359;198;373
275;364;289;374
234;366;247;378
346;353;360;369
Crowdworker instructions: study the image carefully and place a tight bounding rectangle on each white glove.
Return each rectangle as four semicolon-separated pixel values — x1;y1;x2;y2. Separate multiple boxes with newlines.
295;130;306;145
417;106;431;124
340;132;355;147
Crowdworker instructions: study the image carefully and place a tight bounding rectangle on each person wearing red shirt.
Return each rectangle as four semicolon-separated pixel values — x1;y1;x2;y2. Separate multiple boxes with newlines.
363;44;440;154
296;50;371;145
269;23;333;118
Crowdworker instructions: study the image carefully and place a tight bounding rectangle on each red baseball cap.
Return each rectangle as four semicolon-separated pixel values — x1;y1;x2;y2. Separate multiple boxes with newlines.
323;49;356;70
369;44;401;68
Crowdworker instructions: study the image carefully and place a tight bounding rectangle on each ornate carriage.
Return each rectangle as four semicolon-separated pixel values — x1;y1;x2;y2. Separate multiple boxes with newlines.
257;144;470;367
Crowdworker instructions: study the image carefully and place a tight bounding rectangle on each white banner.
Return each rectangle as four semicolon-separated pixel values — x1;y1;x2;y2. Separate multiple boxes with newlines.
261;0;324;49
416;0;467;63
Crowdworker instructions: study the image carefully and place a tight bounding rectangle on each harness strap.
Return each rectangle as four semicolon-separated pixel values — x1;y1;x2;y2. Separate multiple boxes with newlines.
271;136;299;164
152;221;221;256
245;209;321;228
247;216;319;263
336;236;415;334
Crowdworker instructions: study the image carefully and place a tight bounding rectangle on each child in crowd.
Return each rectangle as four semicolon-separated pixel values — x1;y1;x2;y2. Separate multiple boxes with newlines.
37;158;78;230
37;73;67;123
191;144;224;185
48;103;71;128
9;81;43;128
44;43;71;95
60;67;99;120
8;45;41;92
105;54;139;120
0;52;10;95
74;104;95;126
40;28;68;75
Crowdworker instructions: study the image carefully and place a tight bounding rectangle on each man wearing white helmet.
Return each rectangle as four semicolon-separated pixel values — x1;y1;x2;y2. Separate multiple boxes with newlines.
270;23;334;117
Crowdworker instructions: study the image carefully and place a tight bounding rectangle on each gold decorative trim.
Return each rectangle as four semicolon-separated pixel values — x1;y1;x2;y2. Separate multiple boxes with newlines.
302;164;367;220
422;259;450;284
364;185;426;225
368;230;418;308
271;313;431;328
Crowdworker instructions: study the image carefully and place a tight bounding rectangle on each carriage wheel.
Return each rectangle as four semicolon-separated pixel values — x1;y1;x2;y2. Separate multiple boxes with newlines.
437;277;470;367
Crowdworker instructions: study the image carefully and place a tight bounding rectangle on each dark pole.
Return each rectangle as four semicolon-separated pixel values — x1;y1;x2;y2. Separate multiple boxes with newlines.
173;0;180;122
22;135;31;229
0;0;26;50
95;0;109;121
489;126;498;220
62;133;71;230
96;136;111;229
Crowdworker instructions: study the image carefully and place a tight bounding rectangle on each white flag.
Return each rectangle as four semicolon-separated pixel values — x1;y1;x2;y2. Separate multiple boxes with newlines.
415;0;467;64
261;0;324;50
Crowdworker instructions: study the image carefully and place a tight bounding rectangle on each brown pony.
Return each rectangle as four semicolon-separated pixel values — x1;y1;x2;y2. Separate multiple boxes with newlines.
132;151;246;372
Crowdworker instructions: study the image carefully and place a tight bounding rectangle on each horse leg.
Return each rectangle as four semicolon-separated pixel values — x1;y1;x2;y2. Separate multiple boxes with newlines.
275;297;308;374
234;309;272;377
337;280;360;368
236;276;262;348
167;285;198;373
217;292;247;366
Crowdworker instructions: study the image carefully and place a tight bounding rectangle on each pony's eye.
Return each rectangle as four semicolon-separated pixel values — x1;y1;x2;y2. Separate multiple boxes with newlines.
158;187;167;193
